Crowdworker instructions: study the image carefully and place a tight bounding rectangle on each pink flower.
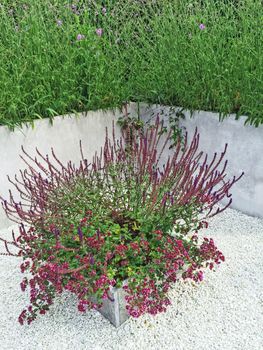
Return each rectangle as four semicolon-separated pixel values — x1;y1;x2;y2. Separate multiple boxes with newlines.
199;23;206;30
102;7;107;15
96;28;103;37
76;34;85;41
20;280;27;292
102;291;108;299
78;303;86;312
18;310;27;325
115;244;128;256
198;271;204;281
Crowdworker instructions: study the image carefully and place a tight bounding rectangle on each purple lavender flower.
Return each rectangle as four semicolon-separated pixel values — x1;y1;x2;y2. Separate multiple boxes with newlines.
96;28;103;37
199;23;206;30
71;5;80;15
77;227;83;241
56;19;63;27
76;34;85;41
161;194;167;206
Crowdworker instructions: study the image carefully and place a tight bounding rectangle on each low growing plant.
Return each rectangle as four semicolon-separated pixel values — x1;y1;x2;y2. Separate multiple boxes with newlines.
0;117;243;324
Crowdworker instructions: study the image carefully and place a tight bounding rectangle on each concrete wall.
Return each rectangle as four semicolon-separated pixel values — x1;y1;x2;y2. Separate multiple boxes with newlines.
0;108;123;229
0;102;170;229
0;103;262;230
131;103;263;218
178;110;263;218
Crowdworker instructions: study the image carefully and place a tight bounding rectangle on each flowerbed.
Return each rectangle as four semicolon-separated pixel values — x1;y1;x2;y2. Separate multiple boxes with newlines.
0;0;262;127
0;117;243;325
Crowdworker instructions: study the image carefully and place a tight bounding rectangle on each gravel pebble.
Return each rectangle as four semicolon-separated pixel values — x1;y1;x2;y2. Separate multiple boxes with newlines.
0;208;262;350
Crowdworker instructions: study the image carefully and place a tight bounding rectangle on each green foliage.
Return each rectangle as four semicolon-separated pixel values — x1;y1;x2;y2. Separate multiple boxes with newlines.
0;0;262;128
1;119;235;323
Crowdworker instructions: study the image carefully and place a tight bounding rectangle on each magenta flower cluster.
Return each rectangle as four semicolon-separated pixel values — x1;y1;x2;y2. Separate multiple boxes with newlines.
15;220;225;325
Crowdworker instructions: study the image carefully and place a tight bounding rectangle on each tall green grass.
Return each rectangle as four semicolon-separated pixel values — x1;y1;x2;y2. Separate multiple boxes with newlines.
0;0;262;128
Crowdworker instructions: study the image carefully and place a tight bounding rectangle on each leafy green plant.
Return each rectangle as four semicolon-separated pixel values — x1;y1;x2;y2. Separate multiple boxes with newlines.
0;117;243;324
0;0;262;128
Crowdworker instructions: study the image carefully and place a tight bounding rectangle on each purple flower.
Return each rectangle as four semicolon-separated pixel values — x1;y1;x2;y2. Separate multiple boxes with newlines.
198;271;204;281
70;4;80;15
54;228;60;237
76;34;85;41
96;28;103;37
77;226;83;241
102;7;107;15
56;19;63;27
199;23;206;30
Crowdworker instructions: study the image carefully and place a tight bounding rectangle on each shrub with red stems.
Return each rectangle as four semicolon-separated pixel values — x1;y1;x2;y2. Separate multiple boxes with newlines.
0;116;243;325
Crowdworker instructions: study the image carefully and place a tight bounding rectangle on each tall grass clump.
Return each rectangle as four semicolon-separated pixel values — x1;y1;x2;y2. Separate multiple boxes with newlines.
0;0;262;128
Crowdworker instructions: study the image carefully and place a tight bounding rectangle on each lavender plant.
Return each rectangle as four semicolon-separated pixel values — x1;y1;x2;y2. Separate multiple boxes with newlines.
0;117;243;324
0;0;262;127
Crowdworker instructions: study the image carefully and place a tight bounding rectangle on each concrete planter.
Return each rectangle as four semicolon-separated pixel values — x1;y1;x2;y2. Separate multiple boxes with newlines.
95;267;188;327
93;258;190;328
96;283;129;327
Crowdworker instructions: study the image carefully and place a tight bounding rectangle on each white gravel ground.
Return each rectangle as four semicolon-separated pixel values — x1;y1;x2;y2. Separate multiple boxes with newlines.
0;207;262;350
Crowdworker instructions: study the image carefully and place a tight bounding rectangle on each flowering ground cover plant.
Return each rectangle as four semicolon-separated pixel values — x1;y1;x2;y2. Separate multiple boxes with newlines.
0;117;243;325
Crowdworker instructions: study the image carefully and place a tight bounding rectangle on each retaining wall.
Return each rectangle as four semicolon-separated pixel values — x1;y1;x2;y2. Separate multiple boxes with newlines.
133;103;263;218
0;103;262;230
178;110;263;218
0;108;123;229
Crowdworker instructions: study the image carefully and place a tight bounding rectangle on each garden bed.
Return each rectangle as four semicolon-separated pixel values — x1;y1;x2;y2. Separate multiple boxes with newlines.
0;1;262;127
0;207;262;350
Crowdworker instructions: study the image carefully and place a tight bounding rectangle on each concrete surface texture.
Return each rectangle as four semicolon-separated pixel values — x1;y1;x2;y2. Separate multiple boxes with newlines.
0;108;123;229
178;110;263;218
129;103;263;218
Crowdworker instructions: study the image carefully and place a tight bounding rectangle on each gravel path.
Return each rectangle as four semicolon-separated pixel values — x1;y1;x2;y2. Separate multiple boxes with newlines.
0;208;262;350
